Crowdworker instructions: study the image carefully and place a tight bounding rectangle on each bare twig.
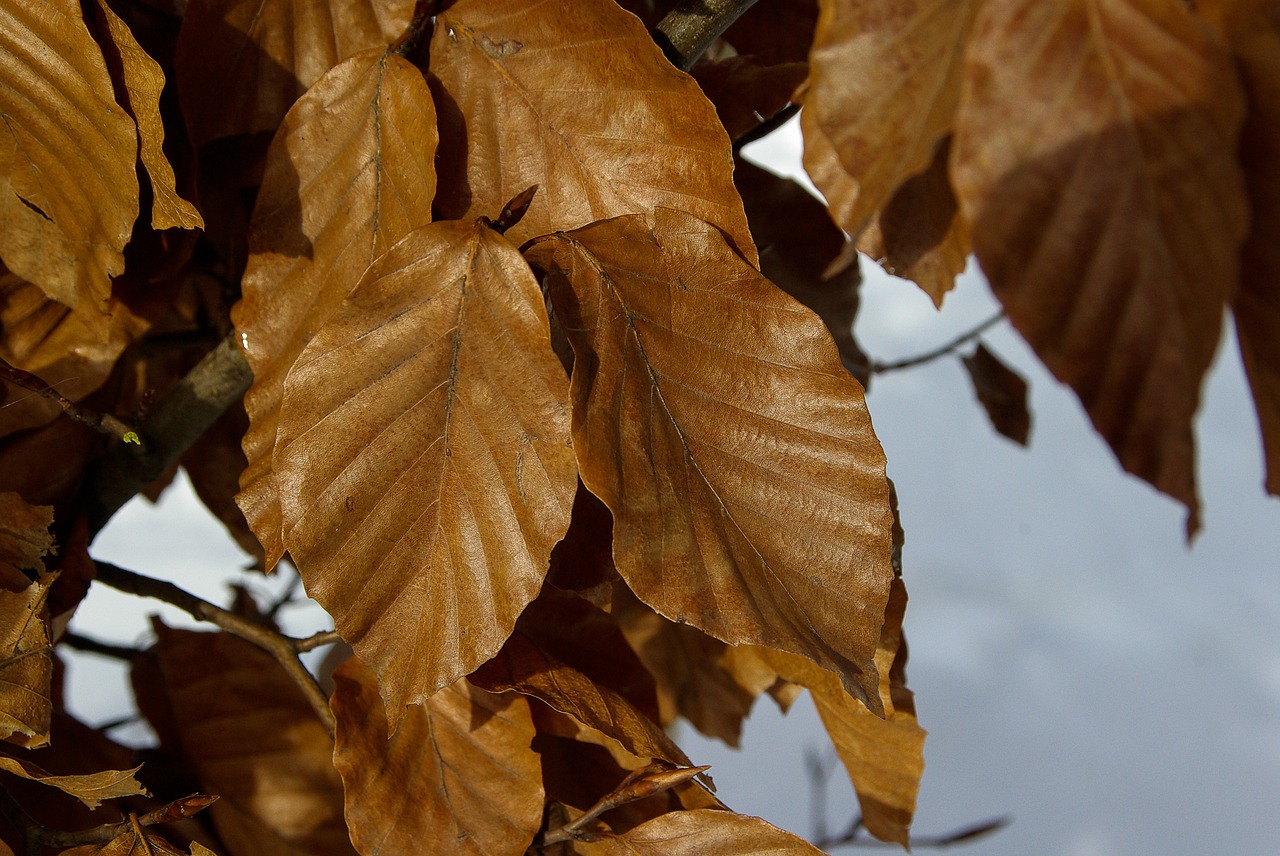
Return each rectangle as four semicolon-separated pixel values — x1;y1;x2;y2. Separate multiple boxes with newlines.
655;0;761;71
92;561;336;736
0;784;216;852
540;765;710;846
868;311;1005;376
815;814;1011;850
61;631;143;661
0;355;140;445
390;0;434;57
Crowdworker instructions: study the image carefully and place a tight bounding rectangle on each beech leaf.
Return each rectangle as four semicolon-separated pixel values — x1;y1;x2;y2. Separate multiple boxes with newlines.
276;219;576;724
525;208;894;712
962;343;1032;446
430;0;756;261
573;809;827;855
330;657;543;856
0;0;139;329
0;537;54;748
0;493;53;582
951;0;1250;535
0;756;147;811
232;46;437;567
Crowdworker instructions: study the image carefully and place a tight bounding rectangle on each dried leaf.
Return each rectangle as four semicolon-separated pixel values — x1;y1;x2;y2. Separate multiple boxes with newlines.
430;0;756;262
0;756;146;810
525;208;893;711
0;493;53;582
276;219;575;724
692;57;807;143
90;0;202;230
145;624;352;855
574;809;827;855
61;827;219;856
951;0;1250;535
0;0;139;329
472;632;692;770
0;569;54;748
181;404;265;565
803;0;978;238
330;657;543;856
961;343;1032;446
857;136;970;307
232;46;437;567
722;0;819;67
1199;0;1280;494
175;0;417;147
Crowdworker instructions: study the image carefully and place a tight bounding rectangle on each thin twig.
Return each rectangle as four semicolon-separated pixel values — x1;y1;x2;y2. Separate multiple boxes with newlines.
296;629;343;653
61;631;143;661
389;0;434;57
92;561;336;736
34;795;218;850
655;0;761;71
815;814;1011;850
0;355;140;446
869;311;1005;376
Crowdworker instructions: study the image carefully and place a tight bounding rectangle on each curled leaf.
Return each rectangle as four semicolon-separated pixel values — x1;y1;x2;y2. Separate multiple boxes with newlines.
0;756;147;811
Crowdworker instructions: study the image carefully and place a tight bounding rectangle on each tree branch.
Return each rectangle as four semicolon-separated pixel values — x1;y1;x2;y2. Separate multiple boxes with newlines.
869;311;1005;376
84;332;252;536
0;356;140;446
655;0;761;72
92;561;337;736
0;789;217;852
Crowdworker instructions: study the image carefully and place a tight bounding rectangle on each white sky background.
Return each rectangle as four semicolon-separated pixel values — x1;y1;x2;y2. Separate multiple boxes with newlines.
72;118;1280;856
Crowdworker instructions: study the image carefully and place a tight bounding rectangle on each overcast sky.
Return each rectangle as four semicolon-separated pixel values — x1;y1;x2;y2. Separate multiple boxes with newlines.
72;119;1280;856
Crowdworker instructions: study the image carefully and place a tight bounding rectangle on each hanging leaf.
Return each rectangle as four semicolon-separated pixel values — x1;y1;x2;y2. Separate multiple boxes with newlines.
0;755;147;811
0;0;139;332
0;494;53;583
60;828;219;856
0;548;54;748
430;0;756;261
525;208;894;711
276;218;576;724
175;0;417;147
692;57;807;143
232;46;437;567
951;0;1250;536
330;657;543;856
572;809;827;855
961;343;1032;446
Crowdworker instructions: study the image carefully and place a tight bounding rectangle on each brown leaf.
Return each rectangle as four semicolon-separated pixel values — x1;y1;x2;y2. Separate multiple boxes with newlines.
145;623;352;855
276;218;575;725
545;482;620;597
330;657;543;856
962;343;1032;446
802;0;978;239
430;0;756;262
734;158;869;386
175;0;417;147
0;565;54;748
857;136;970;307
181;404;265;566
951;0;1250;535
722;0;819;67
0;0;139;330
1199;0;1280;494
524;208;894;712
0;756;147;811
574;809;827;855
62;827;219;856
0;493;53;583
89;0;202;231
472;632;692;770
232;46;437;567
692;58;808;143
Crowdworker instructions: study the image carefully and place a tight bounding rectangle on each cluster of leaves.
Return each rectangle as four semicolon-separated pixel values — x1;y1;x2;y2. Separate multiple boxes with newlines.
0;0;1275;853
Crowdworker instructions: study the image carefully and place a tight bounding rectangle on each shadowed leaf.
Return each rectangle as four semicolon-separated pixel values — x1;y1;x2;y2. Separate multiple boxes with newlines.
951;0;1250;536
0;756;147;810
61;830;218;855
330;657;543;856
430;0;755;261
525;208;893;711
0;493;52;583
722;0;819;67
962;343;1031;446
276;219;576;725
692;57;807;143
232;46;437;567
0;503;54;748
0;0;139;331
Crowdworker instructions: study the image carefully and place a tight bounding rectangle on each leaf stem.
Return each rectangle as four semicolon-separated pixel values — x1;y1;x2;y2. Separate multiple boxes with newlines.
92;561;337;736
0;355;141;446
655;0;762;72
869;311;1005;376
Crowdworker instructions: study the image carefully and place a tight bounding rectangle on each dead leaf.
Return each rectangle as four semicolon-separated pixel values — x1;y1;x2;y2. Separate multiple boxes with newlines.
573;809;827;854
951;0;1250;536
1198;0;1280;495
175;0;417;147
962;343;1032;446
232;46;437;568
525;208;893;712
692;58;808;143
89;0;203;230
61;827;219;856
802;0;978;239
722;0;819;67
330;657;543;856
276;218;575;725
430;0;756;262
0;0;139;331
472;632;693;770
0;493;53;584
0;756;147;811
145;623;353;855
0;559;54;748
181;404;265;565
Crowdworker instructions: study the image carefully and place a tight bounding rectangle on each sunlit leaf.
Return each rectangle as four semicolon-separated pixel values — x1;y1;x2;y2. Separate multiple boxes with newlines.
277;218;575;724
145;623;352;855
175;0;417;147
0;756;147;810
951;0;1250;535
89;0;202;230
573;809;827;855
962;343;1031;446
430;0;755;261
0;0;139;331
802;0;978;239
232;46;437;567
525;208;893;711
330;657;543;856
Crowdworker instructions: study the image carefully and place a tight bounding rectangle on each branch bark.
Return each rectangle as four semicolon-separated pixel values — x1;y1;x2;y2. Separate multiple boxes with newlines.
655;0;761;71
